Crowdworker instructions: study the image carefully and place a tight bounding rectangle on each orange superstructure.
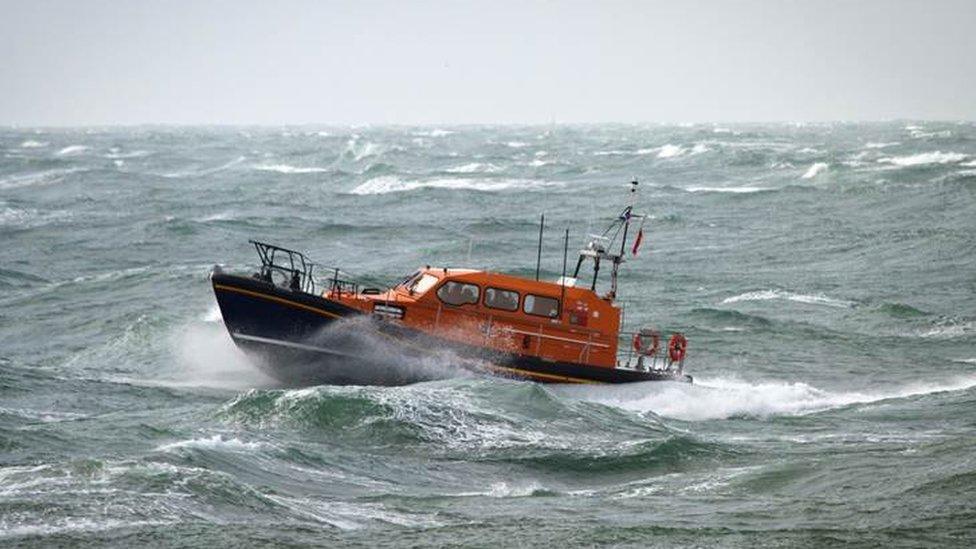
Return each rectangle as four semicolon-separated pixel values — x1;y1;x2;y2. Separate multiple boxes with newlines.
331;268;621;369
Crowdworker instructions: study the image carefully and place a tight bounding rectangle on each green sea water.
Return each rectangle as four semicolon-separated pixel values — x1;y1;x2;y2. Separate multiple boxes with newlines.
1;122;974;546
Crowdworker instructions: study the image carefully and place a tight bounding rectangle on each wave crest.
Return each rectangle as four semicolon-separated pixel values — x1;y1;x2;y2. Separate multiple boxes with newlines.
349;176;561;195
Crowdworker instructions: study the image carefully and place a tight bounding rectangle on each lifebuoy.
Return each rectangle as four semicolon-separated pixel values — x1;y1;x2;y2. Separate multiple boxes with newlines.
632;331;660;356
668;333;687;362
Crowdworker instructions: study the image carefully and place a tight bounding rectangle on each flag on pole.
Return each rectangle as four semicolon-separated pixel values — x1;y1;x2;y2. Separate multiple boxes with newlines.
631;226;644;255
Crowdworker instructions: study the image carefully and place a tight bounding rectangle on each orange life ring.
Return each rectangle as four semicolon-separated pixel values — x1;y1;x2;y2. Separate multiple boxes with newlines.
633;331;660;356
668;333;687;362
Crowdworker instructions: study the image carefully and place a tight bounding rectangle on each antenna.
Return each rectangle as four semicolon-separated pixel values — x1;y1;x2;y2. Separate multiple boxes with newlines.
560;228;569;313
535;213;545;280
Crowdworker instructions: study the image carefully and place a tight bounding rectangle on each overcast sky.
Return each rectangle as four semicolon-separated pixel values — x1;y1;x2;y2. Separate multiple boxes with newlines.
2;0;974;125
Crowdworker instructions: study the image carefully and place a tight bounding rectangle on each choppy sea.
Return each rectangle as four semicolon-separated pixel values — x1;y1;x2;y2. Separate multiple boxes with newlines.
1;122;975;547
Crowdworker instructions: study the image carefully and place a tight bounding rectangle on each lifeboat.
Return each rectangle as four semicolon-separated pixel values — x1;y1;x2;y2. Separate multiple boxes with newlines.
210;181;692;385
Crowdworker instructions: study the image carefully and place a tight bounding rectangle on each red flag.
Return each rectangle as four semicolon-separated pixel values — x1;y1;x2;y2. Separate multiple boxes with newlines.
631;228;644;256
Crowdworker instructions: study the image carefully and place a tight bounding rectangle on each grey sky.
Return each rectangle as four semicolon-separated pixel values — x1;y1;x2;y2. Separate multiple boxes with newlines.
2;0;974;125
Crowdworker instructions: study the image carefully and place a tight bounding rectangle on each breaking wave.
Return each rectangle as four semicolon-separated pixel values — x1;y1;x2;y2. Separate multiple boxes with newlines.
349;176;561;195
685;186;771;194
722;289;854;308
253;164;330;174
57;145;89;156
877;151;967;167
0;168;86;190
802;162;829;179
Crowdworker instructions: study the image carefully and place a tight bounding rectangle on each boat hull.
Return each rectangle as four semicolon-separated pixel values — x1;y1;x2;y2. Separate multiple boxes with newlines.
211;269;692;386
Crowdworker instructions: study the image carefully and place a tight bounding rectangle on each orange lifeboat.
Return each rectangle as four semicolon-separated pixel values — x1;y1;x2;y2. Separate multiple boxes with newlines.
210;181;691;385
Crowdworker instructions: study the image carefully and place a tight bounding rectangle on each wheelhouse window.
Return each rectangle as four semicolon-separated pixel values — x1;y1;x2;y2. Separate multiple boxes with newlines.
408;273;439;295
524;294;560;318
484;287;519;311
437;281;480;306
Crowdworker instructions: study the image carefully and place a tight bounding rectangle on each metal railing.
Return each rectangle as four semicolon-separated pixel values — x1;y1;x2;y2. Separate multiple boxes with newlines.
251;240;317;293
617;330;686;374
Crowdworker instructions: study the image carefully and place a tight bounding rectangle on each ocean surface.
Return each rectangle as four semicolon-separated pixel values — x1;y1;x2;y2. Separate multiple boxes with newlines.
1;122;974;547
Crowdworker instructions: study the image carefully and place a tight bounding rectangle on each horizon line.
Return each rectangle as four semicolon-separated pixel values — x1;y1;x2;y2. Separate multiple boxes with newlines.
2;118;974;130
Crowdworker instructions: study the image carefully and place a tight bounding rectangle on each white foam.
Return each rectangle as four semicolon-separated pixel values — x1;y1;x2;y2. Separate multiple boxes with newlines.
104;149;150;159
910;129;952;139
877;151;967;167
57;145;89;155
566;375;976;421
201;304;222;322
685;186;769;194
254;164;330;174
445;162;500;174
0;168;84;190
349;176;560;195
918;321;975;340
157;434;265;453
959;159;976;167
722;289;854;308
505;141;529;148
0;518;172;540
413;129;454;137
802;162;829;179
19;139;47;148
457;481;547;498
343;140;383;161
865;142;899;149
657;144;684;158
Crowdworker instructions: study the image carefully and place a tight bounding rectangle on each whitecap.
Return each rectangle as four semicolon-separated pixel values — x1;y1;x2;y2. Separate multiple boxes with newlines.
0;167;84;190
864;142;899;149
57;145;89;155
413;129;454;137
657;144;684;158
802;162;829;179
877;151;966;167
457;481;548;498
104;149;150;159
445;162;500;174
917;321;975;340
349;176;561;195
504;141;529;148
722;289;854;308
254;164;330;174
157;434;265;453
685;186;770;194
19;139;47;148
343;140;383;161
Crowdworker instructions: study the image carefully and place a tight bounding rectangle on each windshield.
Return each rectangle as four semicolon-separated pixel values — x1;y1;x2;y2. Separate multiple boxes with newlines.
407;273;439;295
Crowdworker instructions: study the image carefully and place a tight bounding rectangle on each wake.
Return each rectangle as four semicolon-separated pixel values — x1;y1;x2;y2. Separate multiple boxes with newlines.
559;375;976;421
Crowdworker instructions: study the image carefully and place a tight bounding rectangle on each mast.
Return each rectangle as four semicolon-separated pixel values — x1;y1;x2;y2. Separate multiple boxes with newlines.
574;180;644;301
